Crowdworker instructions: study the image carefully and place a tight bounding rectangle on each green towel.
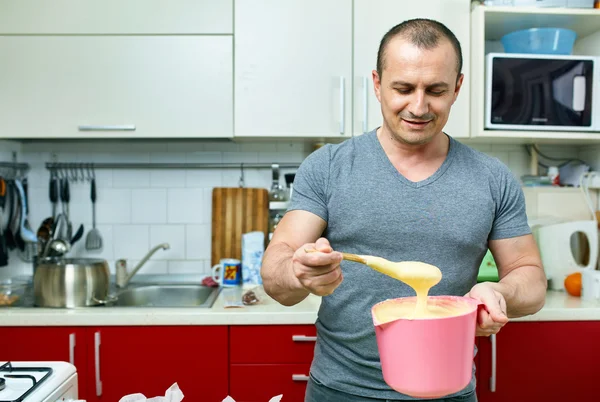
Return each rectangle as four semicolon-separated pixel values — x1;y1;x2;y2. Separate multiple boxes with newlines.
477;249;499;282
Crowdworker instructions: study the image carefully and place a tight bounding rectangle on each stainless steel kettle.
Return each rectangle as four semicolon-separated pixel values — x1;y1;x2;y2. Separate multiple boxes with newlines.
33;257;113;308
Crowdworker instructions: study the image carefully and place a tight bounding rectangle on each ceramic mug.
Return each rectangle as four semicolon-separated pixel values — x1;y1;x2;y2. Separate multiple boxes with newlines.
211;258;242;287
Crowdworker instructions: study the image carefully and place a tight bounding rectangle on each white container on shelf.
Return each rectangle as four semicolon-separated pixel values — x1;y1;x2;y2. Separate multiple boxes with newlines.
566;0;595;7
512;0;567;6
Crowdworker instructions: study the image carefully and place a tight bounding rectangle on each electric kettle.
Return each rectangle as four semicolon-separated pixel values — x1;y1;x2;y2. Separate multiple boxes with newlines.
534;220;598;291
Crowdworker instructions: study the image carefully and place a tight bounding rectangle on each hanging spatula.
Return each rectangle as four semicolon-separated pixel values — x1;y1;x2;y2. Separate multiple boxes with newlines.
85;178;102;251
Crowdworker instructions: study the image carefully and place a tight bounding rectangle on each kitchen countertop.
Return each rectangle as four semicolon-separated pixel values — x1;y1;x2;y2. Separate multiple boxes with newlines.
1;280;599;326
0;285;322;326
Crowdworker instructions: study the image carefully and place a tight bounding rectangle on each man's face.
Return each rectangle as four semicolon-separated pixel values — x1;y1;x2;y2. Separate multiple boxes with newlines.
373;37;463;146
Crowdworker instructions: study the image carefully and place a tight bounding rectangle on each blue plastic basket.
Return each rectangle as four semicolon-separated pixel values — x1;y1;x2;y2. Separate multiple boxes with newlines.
501;28;577;55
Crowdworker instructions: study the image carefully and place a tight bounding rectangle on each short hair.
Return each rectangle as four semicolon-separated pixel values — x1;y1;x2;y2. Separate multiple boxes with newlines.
376;18;463;81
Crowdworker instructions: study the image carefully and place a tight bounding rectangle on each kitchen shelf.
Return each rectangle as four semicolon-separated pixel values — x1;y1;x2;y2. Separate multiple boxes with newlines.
475;130;600;140
470;3;600;143
478;5;600;40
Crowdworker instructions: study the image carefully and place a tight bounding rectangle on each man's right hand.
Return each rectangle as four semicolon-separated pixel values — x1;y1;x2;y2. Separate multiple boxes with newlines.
292;237;344;296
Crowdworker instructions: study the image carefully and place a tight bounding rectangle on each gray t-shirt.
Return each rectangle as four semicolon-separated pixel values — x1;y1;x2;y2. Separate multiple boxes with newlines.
289;130;531;400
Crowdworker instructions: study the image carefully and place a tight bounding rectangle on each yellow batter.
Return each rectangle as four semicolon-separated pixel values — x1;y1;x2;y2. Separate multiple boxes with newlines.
357;255;472;320
306;249;470;320
361;256;442;317
374;297;473;322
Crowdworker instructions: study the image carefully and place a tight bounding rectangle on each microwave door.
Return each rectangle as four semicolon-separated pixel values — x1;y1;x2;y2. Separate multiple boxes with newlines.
489;57;594;130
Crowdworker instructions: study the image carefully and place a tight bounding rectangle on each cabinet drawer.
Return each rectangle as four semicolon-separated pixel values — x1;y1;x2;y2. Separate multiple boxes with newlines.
230;363;311;402
230;325;316;364
0;0;232;34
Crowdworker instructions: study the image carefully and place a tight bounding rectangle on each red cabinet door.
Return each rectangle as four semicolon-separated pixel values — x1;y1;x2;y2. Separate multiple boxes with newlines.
230;363;311;402
230;325;316;401
86;326;228;402
477;321;600;402
0;327;88;400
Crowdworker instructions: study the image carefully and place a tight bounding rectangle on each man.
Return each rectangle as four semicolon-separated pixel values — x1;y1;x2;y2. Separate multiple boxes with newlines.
261;18;547;402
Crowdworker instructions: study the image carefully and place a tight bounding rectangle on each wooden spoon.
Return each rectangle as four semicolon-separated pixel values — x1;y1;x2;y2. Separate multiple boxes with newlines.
305;249;442;287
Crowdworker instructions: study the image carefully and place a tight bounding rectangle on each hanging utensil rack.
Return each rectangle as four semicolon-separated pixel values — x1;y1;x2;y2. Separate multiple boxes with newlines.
45;162;300;187
45;162;300;169
0;161;30;179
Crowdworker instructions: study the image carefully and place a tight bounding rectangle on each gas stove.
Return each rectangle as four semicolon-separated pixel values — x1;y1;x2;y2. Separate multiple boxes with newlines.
0;362;82;402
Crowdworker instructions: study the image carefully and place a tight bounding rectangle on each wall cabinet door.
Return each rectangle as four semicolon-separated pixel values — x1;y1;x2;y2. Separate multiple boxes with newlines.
353;0;471;138
234;0;352;138
0;36;233;139
477;322;600;402
0;327;88;400
85;326;228;402
0;0;233;34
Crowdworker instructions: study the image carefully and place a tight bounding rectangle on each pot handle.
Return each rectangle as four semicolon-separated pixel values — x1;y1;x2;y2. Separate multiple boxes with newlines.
92;294;118;305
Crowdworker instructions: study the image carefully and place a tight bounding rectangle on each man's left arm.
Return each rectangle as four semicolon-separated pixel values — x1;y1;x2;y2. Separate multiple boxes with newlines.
488;233;547;317
466;233;547;336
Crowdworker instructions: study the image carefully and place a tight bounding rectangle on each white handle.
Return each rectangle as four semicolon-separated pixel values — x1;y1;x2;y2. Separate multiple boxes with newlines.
292;374;310;382
339;76;345;135
580;225;598;271
572;75;586;112
94;331;103;397
69;333;76;365
363;76;368;134
292;335;317;342
490;334;497;392
79;125;136;131
211;264;222;282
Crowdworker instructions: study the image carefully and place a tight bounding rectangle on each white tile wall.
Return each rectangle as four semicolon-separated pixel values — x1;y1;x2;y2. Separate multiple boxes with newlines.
0;139;594;280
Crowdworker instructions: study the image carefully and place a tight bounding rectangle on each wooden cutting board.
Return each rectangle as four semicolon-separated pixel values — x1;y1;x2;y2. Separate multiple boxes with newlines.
211;187;269;266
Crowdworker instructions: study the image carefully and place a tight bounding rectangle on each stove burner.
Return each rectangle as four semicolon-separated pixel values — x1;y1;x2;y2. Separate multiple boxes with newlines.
0;362;53;402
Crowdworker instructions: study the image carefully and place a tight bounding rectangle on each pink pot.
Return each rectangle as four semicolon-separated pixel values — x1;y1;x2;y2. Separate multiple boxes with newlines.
371;296;481;398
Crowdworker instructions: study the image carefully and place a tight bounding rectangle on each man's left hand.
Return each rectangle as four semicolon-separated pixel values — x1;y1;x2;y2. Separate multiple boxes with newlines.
465;282;509;337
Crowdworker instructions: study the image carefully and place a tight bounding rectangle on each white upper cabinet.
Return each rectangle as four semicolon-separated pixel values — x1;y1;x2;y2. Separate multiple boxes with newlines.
353;0;471;138
0;0;233;139
234;0;352;138
0;0;233;34
0;36;233;139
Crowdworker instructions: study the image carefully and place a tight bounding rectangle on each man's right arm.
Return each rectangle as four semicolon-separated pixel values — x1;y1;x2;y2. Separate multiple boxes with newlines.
261;210;343;306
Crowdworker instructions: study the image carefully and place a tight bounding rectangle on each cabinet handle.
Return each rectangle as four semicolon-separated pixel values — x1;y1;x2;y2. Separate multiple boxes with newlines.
292;335;317;342
363;76;369;134
94;331;103;397
78;125;136;131
490;333;497;392
292;374;310;382
339;76;345;135
69;333;76;366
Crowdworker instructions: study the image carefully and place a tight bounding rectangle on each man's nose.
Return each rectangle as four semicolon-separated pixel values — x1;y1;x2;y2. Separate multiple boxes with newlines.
406;91;429;118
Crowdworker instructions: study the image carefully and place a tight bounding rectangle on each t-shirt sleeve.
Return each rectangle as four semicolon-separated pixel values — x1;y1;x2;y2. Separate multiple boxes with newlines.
288;145;330;222
490;165;532;240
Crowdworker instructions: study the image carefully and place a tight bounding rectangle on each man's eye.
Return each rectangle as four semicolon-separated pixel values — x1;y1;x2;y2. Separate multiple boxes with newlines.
396;89;411;94
429;90;446;96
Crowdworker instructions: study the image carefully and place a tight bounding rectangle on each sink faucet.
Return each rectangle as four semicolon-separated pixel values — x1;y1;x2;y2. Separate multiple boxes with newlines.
116;243;170;288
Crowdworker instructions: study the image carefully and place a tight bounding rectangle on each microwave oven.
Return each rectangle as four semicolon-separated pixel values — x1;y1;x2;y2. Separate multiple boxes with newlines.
485;53;599;131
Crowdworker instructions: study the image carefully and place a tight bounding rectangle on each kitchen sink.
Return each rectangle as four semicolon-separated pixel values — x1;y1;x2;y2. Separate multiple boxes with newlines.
111;284;220;308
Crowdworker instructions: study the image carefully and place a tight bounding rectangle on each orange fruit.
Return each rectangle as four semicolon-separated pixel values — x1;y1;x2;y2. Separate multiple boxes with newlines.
564;272;582;297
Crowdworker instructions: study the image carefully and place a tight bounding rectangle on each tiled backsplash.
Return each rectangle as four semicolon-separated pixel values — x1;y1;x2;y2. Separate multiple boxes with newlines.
0;138;592;280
